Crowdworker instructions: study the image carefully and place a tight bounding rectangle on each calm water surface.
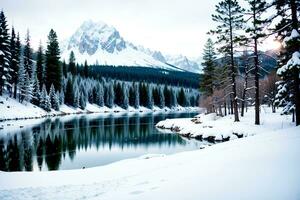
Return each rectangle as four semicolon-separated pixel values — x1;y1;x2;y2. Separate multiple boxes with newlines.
0;112;207;171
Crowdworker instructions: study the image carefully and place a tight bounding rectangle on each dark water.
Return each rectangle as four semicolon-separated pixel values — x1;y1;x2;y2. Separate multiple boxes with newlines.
0;112;204;171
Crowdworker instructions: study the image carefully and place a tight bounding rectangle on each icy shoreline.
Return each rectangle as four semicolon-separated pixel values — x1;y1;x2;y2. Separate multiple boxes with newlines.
0;96;200;122
156;106;294;142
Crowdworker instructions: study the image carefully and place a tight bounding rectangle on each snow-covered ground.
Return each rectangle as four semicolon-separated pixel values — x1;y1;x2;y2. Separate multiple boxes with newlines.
0;96;200;121
156;106;293;141
0;106;299;200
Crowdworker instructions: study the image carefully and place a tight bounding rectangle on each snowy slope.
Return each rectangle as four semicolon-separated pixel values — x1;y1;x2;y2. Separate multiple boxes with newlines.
61;20;180;71
165;54;202;73
61;20;203;73
0;109;299;200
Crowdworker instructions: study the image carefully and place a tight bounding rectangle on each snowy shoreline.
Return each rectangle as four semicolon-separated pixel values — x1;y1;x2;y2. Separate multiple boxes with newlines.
155;106;294;143
0;96;201;122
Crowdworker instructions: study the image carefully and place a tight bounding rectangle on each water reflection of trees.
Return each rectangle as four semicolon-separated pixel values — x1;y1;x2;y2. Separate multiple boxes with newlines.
0;113;190;171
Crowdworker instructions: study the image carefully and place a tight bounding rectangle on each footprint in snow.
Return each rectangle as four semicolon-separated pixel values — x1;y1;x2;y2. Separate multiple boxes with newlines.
130;190;144;195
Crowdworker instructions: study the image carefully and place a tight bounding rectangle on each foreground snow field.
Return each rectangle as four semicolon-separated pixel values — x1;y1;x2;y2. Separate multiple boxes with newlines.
0;96;199;121
0;107;299;200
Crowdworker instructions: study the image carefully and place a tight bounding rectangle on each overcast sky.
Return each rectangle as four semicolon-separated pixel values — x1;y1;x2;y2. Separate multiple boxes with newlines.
2;0;276;58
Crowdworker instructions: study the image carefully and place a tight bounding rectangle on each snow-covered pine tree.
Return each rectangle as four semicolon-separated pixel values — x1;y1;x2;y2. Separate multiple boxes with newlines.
0;11;11;95
170;88;178;108
95;82;104;107
122;83;129;109
12;33;21;98
8;26;16;96
65;76;74;106
134;82;139;109
18;64;26;102
159;86;165;108
59;90;64;105
45;29;61;91
84;60;88;78
164;85;171;108
24;72;33;102
40;84;51;112
68;51;76;75
23;30;33;79
210;0;245;122
49;84;59;110
79;91;86;109
200;38;217;97
274;0;300;125
107;81;115;108
9;28;21;99
55;91;61;106
178;88;186;107
36;41;44;89
31;74;40;106
147;84;153;109
73;81;80;108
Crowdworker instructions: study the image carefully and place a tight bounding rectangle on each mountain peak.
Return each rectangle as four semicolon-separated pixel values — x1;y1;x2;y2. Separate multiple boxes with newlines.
67;20;126;55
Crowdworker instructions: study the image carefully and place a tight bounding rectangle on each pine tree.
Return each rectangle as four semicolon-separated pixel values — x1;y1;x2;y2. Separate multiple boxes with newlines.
79;91;86;109
23;30;33;78
49;84;59;110
122;83;129;109
31;74;40;106
0;11;11;95
147;84;154;109
178;88;186;107
73;81;79;108
134;83;140;109
164;85;171;108
18;64;26;102
84;60;89;77
159;86;165;108
36;41;44;89
245;0;269;125
45;29;61;91
62;60;67;77
9;27;19;97
170;88;177;108
24;73;33;102
200;38;217;96
40;84;51;112
65;76;74;106
210;0;245;122
274;0;300;125
68;51;76;75
107;82;115;108
59;90;64;105
95;82;104;107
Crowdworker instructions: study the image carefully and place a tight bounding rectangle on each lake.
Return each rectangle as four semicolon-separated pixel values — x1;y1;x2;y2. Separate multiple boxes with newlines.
0;112;208;171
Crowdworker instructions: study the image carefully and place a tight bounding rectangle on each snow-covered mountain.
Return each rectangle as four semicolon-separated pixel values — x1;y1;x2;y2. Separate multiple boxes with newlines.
61;20;202;73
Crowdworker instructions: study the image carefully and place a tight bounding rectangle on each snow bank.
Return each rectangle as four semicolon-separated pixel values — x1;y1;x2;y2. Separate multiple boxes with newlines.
0;124;299;200
0;96;200;121
156;106;294;141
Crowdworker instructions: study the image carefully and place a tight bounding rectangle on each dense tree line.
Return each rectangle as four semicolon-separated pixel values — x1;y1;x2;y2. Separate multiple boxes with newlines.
201;0;300;126
0;10;199;113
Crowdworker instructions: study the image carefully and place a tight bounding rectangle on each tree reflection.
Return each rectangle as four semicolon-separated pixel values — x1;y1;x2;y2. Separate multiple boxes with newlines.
0;112;195;171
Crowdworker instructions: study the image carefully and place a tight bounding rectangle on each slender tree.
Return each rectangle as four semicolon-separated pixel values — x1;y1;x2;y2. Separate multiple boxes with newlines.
23;30;33;78
45;29;61;91
210;0;245;122
36;41;44;89
0;11;10;95
245;0;269;125
9;27;19;97
200;38;217;96
68;51;76;75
